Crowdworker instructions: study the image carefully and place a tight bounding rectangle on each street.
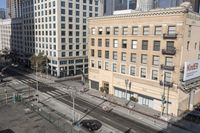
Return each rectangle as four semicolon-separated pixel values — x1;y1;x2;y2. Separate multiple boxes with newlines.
2;66;159;133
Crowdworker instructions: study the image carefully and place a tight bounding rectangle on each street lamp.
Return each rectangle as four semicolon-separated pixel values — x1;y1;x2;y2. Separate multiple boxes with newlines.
35;62;39;102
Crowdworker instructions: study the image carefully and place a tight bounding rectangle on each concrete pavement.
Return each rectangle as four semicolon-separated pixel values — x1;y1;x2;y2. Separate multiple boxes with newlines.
9;66;196;133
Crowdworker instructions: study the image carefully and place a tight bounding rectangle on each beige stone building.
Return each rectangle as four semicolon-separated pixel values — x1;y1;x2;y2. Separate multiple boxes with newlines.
88;5;200;116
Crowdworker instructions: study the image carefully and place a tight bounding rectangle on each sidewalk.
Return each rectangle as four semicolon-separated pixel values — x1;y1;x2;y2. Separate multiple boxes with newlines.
12;67;194;133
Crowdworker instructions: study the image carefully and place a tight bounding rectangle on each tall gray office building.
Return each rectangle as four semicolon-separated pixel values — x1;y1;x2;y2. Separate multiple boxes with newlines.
156;0;200;13
104;0;137;16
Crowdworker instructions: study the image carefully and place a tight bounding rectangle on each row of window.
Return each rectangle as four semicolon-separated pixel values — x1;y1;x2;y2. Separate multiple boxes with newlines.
91;25;176;36
91;51;173;66
90;61;172;82
91;38;175;51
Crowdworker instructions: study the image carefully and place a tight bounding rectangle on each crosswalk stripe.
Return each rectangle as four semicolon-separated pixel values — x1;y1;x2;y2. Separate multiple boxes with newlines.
29;79;36;82
55;89;66;94
21;80;29;83
42;93;52;98
46;91;56;96
17;80;23;84
50;91;61;95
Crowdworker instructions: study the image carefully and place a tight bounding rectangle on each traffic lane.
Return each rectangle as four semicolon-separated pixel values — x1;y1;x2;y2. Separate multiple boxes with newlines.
5;68;56;93
57;96;158;133
5;68;159;133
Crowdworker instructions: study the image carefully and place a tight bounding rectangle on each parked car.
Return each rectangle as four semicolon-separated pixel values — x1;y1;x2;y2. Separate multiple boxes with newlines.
0;129;15;133
80;119;102;132
184;111;200;123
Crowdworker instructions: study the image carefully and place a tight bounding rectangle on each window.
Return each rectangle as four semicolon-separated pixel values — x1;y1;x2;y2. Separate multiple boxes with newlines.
141;54;147;64
112;63;117;72
198;54;200;59
91;28;95;35
140;68;146;78
122;39;127;48
91;60;95;67
91;49;94;57
155;26;162;35
164;72;172;82
98;39;102;46
61;1;65;7
98;50;102;58
168;26;176;35
98;27;103;35
131;40;137;49
106;27;110;35
105;39;109;47
113;39;118;48
131;53;136;63
166;41;174;50
132;26;138;35
130;66;136;76
142;40;148;50
188;25;192;37
165;57;173;66
122;27;128;35
114;27;119;35
152;70;158;80
113;51;117;60
152;56;159;66
187;41;190;50
105;62;109;70
153;41;160;51
143;26;149;35
98;61;101;69
61;52;65;57
121;52;126;61
105;51;109;59
91;38;95;46
121;65;126;74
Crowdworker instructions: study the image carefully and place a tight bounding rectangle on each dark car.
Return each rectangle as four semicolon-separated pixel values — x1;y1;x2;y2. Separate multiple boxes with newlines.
0;129;15;133
80;119;102;132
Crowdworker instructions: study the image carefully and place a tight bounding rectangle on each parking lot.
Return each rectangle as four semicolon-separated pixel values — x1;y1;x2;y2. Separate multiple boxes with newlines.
0;103;62;133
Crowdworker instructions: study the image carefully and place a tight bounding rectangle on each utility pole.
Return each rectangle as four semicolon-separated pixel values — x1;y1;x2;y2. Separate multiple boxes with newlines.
161;71;166;116
46;57;48;79
5;88;7;104
125;79;129;100
70;87;77;123
36;62;39;102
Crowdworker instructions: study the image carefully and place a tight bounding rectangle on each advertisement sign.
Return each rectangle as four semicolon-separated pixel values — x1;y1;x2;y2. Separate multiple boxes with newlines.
183;60;200;81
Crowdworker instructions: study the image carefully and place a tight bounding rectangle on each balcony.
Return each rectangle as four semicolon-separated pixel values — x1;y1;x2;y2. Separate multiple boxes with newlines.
162;48;176;55
160;80;173;88
163;33;177;39
161;64;175;71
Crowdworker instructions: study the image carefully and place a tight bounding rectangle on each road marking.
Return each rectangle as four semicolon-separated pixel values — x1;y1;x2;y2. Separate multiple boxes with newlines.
55;89;66;94
21;80;29;84
50;91;61;95
46;91;56;96
29;79;36;82
102;116;112;121
42;93;52;98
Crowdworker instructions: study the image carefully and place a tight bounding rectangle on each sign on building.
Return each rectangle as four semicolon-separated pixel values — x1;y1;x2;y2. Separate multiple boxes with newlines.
183;60;200;81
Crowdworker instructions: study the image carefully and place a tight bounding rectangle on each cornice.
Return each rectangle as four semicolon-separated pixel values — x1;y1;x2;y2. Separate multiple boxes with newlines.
89;7;192;21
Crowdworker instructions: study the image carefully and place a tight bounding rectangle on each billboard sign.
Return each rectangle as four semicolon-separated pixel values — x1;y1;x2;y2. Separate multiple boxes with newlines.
183;60;200;81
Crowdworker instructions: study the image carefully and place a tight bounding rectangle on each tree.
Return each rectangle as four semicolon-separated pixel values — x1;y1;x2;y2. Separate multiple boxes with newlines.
0;48;11;64
130;96;138;103
30;53;48;73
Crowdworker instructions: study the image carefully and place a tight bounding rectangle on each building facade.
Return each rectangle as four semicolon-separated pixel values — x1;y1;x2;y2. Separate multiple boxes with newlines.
0;19;11;51
7;0;22;18
104;0;137;16
88;6;200;116
33;0;103;77
0;8;6;19
157;0;200;13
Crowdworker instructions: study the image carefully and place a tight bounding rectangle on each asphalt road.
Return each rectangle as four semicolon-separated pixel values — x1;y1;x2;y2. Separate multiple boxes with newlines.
2;66;160;133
